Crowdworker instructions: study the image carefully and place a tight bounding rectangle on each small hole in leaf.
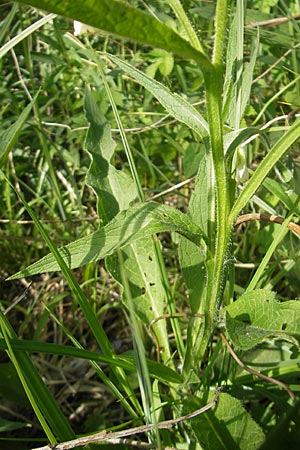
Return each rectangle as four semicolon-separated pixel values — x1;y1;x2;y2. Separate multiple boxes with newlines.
141;287;146;295
148;255;153;261
281;322;287;330
149;282;155;286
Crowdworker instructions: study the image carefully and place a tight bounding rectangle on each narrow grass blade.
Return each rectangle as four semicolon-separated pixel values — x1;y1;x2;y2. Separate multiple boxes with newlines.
246;195;300;292
0;13;56;58
0;338;182;384
0;313;57;444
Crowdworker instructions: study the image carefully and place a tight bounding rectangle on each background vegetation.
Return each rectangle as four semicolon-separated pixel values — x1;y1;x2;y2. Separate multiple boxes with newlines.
0;1;300;449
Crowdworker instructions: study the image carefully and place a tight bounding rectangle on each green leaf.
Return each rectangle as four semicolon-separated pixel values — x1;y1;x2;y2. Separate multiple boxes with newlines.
223;290;300;350
8;201;205;279
84;89;137;223
188;392;265;450
106;53;209;136
15;0;212;69
179;145;213;312
107;238;172;361
179;145;213;369
0;93;38;168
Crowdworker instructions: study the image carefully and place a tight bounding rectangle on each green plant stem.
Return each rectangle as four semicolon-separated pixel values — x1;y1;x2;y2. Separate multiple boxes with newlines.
194;0;230;365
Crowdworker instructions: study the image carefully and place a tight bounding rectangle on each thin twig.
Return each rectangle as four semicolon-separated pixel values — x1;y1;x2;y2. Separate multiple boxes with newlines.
246;14;300;28
235;213;300;235
31;387;222;450
220;332;296;404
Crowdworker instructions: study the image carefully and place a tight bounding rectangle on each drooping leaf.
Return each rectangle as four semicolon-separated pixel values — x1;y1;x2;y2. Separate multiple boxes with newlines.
15;0;212;69
222;289;300;350
8;201;205;279
188;392;265;450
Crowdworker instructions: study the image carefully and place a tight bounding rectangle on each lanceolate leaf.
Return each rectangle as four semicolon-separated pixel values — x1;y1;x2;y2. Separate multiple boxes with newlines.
16;0;212;69
107;53;209;136
9;202;205;279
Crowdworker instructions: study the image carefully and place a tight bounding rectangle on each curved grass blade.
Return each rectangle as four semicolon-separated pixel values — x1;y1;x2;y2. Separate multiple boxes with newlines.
0;13;56;59
0;339;182;385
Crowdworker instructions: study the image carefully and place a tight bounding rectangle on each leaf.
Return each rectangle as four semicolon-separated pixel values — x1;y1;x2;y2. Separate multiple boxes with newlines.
222;289;300;350
84;89;137;223
8;201;205;279
178;145;213;366
106;53;209;136
15;0;212;69
106;238;172;362
0;93;38;168
179;145;212;314
188;392;265;450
